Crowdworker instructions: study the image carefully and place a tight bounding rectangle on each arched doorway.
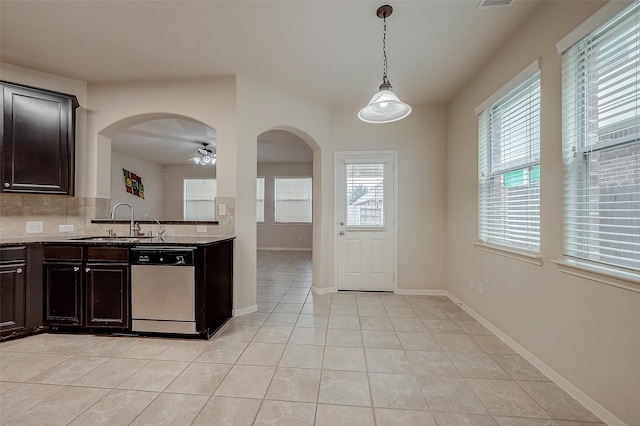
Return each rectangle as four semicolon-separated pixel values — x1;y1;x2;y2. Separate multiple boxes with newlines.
97;113;218;221
255;128;318;313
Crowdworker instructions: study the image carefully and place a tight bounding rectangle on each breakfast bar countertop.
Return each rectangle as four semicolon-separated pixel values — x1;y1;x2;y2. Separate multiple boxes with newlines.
0;235;235;247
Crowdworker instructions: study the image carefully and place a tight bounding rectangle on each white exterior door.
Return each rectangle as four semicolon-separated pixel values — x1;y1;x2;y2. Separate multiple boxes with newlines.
335;152;397;291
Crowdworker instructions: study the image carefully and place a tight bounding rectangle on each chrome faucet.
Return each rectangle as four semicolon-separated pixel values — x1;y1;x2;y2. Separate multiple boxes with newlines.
144;213;166;238
111;202;136;237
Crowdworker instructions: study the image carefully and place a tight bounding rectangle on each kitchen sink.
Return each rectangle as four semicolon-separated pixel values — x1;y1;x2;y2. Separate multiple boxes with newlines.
72;236;153;243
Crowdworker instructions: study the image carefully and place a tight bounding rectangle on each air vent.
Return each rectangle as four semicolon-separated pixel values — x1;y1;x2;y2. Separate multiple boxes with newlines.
478;0;513;9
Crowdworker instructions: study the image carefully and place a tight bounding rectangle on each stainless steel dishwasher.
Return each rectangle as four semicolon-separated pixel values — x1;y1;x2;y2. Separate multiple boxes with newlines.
130;247;197;334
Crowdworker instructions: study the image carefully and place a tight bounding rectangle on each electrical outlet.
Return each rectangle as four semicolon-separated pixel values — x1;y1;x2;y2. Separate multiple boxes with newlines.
26;221;43;233
218;204;226;216
468;277;477;290
477;281;484;295
196;225;208;233
59;224;74;233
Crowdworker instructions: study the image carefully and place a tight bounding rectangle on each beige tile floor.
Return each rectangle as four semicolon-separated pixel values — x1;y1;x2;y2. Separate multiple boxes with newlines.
0;250;606;425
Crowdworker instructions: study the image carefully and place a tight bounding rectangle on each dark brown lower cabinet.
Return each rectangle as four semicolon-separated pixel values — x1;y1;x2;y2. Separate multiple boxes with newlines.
43;246;129;330
85;263;128;328
1;244;43;340
0;261;26;334
43;262;83;326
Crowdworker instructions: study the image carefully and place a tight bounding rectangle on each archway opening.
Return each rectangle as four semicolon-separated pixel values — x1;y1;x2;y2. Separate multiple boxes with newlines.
97;113;217;221
255;128;318;312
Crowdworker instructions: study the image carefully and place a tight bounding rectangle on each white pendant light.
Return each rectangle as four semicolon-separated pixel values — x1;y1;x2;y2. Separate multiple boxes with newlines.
358;5;411;124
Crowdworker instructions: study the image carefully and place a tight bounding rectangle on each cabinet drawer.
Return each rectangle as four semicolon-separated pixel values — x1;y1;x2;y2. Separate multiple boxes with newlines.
86;247;128;262
0;246;26;263
43;246;83;261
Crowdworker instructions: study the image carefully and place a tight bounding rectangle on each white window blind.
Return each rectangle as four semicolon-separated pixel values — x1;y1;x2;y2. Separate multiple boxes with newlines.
275;177;312;223
257;177;265;223
184;178;216;221
562;2;640;272
346;163;385;227
478;70;541;251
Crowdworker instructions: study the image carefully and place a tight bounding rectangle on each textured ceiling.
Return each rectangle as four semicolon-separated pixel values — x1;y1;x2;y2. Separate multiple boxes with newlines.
1;1;544;165
1;0;540;108
111;118;311;165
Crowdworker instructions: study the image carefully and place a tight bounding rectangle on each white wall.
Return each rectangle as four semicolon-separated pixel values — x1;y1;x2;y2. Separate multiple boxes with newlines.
163;163;216;221
446;1;639;424
86;77;236;200
257;162;313;250
331;105;448;292
236;76;332;309
110;151;164;220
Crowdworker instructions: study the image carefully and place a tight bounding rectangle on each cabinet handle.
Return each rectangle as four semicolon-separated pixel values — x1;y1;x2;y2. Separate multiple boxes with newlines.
73;267;80;272
16;268;23;274
85;267;91;272
3;183;9;188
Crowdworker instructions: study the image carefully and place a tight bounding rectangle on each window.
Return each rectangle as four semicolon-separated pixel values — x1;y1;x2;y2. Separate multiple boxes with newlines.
257;177;265;223
562;2;640;272
478;66;541;251
345;163;385;227
184;178;216;221
275;177;312;223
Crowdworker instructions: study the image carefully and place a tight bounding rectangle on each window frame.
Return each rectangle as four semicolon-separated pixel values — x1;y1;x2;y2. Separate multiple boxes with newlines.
256;176;265;223
274;176;312;224
477;61;542;254
560;1;640;275
183;178;217;221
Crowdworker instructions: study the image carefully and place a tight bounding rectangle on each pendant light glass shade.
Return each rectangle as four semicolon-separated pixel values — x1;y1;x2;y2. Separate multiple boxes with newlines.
358;82;412;123
359;5;411;124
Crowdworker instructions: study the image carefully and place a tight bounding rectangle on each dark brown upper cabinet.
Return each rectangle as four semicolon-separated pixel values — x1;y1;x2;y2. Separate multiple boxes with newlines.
1;81;79;195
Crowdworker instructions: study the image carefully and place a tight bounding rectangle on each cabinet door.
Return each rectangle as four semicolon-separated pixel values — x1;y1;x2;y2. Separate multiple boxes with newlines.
85;263;129;328
43;262;82;326
0;263;26;335
1;83;77;194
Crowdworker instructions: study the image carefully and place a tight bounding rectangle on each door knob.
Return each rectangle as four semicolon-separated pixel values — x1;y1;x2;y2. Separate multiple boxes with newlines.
85;267;91;272
73;267;80;272
339;221;344;226
339;231;345;235
16;268;23;274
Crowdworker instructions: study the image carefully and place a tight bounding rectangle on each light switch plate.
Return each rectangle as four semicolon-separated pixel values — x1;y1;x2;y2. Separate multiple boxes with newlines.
468;277;476;290
218;204;226;216
477;281;484;295
196;225;208;233
26;221;44;233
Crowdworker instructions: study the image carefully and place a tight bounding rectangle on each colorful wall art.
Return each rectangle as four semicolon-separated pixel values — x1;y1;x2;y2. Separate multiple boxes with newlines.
123;168;145;199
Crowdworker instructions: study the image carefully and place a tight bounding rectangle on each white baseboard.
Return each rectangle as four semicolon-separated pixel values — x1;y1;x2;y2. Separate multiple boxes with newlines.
311;286;333;295
443;291;624;426
257;247;312;251
396;288;448;296
232;304;257;317
309;287;449;296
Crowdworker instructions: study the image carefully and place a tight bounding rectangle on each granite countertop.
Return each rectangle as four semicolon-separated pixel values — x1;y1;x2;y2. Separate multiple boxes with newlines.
0;235;235;247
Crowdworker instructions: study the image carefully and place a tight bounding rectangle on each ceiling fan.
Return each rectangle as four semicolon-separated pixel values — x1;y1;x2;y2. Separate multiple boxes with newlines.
192;143;216;165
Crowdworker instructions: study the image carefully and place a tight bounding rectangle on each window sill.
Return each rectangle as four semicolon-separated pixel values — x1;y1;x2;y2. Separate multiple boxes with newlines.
474;241;543;266
551;259;640;294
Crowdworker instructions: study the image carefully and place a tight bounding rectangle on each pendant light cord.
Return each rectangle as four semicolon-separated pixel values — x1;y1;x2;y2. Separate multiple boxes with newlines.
382;12;388;84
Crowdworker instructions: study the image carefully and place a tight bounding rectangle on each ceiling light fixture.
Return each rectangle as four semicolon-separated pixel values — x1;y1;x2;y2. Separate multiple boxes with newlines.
358;4;412;124
192;143;216;165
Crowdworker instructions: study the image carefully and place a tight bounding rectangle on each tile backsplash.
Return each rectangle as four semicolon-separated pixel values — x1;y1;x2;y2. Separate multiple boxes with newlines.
0;194;235;239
